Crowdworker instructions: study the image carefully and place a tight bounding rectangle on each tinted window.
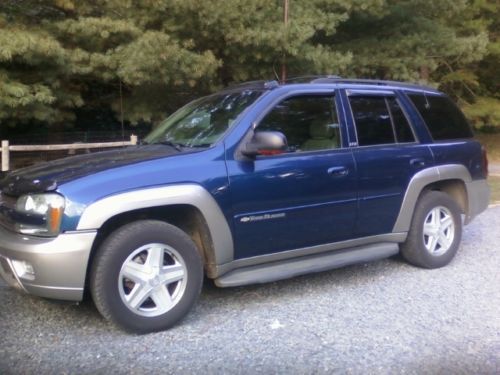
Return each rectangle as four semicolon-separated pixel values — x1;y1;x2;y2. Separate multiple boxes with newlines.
349;96;395;146
258;95;340;152
408;94;473;140
387;97;415;143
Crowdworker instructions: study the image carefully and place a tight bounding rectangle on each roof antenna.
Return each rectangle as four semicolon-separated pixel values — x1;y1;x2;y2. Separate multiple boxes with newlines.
272;60;280;82
119;79;125;142
281;0;289;83
423;90;431;110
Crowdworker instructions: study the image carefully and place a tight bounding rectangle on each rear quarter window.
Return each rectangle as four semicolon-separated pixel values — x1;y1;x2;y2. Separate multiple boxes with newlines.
408;94;473;140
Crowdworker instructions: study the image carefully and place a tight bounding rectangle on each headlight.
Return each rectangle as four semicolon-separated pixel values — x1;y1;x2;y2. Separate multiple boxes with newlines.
15;193;65;236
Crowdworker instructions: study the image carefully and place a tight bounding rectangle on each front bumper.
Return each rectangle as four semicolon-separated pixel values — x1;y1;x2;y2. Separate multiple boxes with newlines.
0;226;96;301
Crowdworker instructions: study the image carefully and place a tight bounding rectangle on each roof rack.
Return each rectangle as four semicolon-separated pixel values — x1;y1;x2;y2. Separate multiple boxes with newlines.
285;75;342;83
225;80;279;90
308;76;439;90
286;75;403;86
223;76;437;92
310;77;391;85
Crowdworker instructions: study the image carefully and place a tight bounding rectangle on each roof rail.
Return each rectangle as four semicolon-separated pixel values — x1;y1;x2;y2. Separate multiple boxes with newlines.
309;77;437;91
286;75;342;83
223;76;438;92
310;77;390;85
286;75;408;87
225;80;279;90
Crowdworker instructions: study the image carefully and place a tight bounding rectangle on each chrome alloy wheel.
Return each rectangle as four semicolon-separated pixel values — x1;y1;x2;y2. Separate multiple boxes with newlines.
423;206;455;256
118;243;188;317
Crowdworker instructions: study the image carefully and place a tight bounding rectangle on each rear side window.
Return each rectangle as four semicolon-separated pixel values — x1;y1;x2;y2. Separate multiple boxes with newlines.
408;94;473;140
349;95;415;146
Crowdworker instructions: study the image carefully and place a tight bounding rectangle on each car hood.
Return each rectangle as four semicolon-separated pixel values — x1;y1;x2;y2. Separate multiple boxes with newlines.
0;145;186;196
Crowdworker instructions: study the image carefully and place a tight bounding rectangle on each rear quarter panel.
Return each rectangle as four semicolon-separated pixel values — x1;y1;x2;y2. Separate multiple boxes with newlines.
428;139;485;180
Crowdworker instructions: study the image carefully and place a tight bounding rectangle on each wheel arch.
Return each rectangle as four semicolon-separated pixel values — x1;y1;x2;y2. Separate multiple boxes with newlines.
78;184;234;278
423;179;468;214
392;164;471;233
92;204;215;268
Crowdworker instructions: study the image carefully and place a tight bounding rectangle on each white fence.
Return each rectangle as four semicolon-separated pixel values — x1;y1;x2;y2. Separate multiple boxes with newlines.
0;135;138;172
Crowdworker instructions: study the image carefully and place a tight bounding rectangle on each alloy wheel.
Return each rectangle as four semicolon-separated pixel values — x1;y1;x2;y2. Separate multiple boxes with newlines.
118;243;188;317
422;206;455;256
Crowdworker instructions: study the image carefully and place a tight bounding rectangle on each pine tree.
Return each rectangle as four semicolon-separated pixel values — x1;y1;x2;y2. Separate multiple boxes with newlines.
0;0;497;131
329;0;498;130
437;0;500;130
0;0;221;128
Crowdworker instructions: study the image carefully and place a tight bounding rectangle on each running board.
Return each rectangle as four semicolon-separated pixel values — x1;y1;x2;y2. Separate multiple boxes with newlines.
214;243;399;287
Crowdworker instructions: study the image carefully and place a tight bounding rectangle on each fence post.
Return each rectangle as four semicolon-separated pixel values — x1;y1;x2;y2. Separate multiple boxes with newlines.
1;140;9;172
130;134;138;145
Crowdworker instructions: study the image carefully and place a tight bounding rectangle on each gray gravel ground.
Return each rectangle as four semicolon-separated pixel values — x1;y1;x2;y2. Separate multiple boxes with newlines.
1;207;499;374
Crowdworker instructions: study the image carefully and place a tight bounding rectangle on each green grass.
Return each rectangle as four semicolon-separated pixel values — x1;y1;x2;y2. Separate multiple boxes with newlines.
489;176;500;204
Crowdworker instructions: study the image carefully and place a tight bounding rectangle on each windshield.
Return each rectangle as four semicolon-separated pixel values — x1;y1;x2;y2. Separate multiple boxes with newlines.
144;90;263;147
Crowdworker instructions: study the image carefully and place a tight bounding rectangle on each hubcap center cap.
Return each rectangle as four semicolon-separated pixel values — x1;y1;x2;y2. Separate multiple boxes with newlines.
150;275;161;287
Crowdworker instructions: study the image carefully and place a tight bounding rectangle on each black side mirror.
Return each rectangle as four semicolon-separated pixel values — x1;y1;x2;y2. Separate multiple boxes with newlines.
242;131;288;157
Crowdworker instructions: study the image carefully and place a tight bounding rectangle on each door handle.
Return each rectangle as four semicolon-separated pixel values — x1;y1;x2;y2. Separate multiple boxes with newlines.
410;158;426;168
327;166;349;177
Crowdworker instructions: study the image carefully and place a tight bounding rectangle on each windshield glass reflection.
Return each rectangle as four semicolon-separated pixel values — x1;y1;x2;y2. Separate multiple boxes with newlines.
144;90;263;147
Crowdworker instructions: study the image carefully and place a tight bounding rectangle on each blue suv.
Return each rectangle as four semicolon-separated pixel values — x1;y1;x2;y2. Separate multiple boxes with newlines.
0;77;490;333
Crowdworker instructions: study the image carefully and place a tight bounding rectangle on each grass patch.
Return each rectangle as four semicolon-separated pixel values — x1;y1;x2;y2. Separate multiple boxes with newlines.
489;176;500;204
475;133;500;163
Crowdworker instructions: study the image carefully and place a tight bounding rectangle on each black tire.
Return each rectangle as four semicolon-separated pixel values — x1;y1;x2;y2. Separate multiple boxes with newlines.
90;220;203;333
401;190;462;269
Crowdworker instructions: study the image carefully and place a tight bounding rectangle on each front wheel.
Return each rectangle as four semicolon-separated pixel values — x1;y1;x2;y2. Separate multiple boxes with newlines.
401;190;463;269
90;220;203;333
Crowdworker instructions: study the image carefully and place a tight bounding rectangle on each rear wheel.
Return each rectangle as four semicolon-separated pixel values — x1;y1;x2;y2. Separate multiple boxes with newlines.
401;191;462;269
90;220;203;333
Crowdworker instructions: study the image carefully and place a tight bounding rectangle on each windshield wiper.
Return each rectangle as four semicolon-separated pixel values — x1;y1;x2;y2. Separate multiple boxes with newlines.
145;140;210;150
154;140;185;151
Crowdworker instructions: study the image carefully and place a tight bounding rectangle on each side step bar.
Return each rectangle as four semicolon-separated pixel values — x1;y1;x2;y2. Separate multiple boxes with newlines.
214;242;399;287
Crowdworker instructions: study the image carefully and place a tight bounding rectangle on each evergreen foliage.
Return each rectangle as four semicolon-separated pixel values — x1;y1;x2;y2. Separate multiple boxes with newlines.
0;0;498;131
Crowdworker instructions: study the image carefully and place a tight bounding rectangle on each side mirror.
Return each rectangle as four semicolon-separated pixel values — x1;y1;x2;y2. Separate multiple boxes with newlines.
242;131;288;157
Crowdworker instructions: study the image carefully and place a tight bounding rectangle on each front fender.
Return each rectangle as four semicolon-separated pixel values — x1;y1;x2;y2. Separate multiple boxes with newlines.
76;184;234;265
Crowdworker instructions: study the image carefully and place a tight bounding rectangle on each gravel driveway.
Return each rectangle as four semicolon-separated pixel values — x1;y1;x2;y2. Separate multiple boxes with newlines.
1;207;499;374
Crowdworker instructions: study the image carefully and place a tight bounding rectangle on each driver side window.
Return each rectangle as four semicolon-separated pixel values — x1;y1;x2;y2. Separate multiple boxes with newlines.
257;95;341;153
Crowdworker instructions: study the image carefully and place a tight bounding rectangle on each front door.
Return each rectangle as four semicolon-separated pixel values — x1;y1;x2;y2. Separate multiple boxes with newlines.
226;93;358;259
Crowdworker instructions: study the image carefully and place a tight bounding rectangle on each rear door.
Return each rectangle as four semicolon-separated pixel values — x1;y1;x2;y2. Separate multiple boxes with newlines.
343;89;434;237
